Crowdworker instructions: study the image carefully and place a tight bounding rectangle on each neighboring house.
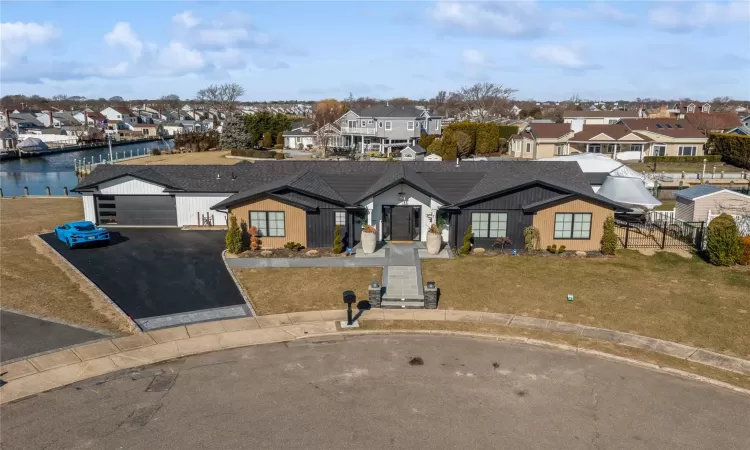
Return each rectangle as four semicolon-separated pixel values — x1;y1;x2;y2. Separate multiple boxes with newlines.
675;185;750;222
8;113;44;132
283;121;315;149
37;111;81;128
567;124;652;160
684;113;742;134
161;122;186;136
563;110;640;130
73;111;108;127
0;127;18;150
336;105;442;154
399;144;426;161
101;107;139;125
740;115;750;128
180;120;205;132
73;161;625;252
727;126;750;135
616;119;708;157
424;153;442;161
132;123;157;136
315;123;344;149
508;123;574;159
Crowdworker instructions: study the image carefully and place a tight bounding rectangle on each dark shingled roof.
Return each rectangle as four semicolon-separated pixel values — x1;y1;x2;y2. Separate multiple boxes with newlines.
353;105;428;118
74;161;623;210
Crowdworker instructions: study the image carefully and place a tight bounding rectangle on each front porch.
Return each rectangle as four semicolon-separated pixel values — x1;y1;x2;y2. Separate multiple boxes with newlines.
342;135;419;154
569;142;649;160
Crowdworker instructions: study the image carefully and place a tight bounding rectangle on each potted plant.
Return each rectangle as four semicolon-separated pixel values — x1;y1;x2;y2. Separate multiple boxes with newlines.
426;223;442;255
361;224;377;254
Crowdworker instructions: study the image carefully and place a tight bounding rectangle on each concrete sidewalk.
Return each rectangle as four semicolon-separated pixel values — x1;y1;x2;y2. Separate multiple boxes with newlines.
2;309;749;405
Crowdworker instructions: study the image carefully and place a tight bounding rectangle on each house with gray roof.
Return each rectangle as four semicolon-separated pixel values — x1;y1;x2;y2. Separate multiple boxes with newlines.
675;185;750;222
336;105;442;155
74;161;625;252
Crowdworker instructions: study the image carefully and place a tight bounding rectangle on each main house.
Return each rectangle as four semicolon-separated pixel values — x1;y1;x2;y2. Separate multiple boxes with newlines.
336;105;442;154
73;161;625;252
509;119;707;160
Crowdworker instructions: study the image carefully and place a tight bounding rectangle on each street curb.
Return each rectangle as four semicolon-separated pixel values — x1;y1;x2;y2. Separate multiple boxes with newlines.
221;250;257;316
2;313;749;404
34;235;141;333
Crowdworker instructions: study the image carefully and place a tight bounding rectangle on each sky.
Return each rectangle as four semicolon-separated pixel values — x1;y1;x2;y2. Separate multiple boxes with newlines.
1;1;749;102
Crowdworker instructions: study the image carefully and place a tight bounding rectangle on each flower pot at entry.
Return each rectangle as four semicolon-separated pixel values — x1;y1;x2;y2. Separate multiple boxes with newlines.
426;224;442;255
361;225;377;254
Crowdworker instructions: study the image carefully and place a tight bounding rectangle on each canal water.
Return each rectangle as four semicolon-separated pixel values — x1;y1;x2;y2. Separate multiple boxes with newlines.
0;140;173;197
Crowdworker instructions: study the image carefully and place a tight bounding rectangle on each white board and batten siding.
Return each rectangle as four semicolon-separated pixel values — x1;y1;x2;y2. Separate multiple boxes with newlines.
98;176;169;195
82;195;96;223
175;194;232;226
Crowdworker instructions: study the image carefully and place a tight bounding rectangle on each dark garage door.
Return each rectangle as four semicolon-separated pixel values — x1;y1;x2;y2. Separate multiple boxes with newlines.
96;195;178;226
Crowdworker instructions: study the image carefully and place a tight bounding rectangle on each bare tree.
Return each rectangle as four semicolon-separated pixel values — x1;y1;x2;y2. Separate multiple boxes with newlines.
452;82;517;122
196;83;245;113
312;99;346;158
711;96;733;112
688;114;727;136
160;94;181;110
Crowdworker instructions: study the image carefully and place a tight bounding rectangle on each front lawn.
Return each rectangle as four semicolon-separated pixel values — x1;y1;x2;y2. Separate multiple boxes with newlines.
422;251;750;359
234;267;382;315
120;150;238;165
0;198;132;333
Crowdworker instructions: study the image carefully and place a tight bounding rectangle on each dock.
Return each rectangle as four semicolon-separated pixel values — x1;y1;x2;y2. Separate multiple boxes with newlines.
74;148;158;176
8;137;164;160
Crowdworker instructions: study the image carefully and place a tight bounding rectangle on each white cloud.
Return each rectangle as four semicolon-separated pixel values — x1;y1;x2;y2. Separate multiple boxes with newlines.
429;1;548;37
104;22;143;58
0;22;61;64
158;41;205;72
531;42;588;69
649;1;750;31
173;11;200;29
561;3;635;23
462;49;488;67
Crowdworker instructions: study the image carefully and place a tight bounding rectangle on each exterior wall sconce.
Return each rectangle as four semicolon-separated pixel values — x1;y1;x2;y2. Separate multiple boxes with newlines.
398;192;406;202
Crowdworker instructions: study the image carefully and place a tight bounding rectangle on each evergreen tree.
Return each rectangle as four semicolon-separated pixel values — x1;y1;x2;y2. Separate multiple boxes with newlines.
276;131;285;148
333;225;343;254
262;132;272;148
220;113;252;150
225;216;243;254
600;216;618;255
459;225;472;255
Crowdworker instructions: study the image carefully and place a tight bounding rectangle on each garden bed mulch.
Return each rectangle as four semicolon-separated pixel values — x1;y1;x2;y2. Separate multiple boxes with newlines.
467;249;607;258
236;248;341;258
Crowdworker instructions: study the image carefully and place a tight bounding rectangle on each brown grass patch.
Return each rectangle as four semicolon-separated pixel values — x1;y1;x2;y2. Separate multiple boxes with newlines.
234;267;382;315
0;198;131;333
120;151;238;165
357;320;750;390
422;251;750;359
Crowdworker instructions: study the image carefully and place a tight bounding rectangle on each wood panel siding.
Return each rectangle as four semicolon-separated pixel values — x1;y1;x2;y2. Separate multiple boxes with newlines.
533;198;613;251
692;192;750;222
675;197;695;222
229;197;306;248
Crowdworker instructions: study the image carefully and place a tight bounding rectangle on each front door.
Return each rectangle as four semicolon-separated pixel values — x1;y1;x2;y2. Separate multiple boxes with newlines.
391;206;413;241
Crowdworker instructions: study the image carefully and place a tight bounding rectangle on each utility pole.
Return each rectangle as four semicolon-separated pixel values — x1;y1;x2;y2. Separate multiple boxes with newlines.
108;134;114;164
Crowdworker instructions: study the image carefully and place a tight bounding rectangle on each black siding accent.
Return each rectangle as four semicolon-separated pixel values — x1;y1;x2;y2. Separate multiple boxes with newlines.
454;185;562;250
306;209;338;248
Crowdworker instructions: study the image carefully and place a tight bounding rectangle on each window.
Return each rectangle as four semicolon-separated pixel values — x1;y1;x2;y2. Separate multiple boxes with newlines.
587;143;601;153
250;211;285;237
554;213;592;239
471;213;508;239
379;121;383;128
368;120;373;125
361;120;366;127
608;119;618;124
675;124;683;129
678;146;697;156
385;121;392;130
555;144;566;155
526;143;531;153
348;120;356;129
652;144;666;156
655;124;663;129
630;144;642;153
407;121;414;130
335;211;346;226
665;124;672;129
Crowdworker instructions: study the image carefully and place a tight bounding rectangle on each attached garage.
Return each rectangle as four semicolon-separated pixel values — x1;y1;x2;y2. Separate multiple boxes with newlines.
96;195;177;226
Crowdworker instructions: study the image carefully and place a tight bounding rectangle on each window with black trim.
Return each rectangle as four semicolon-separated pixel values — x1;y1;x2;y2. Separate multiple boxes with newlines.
335;211;346;226
471;212;508;238
250;211;285;237
554;213;592;239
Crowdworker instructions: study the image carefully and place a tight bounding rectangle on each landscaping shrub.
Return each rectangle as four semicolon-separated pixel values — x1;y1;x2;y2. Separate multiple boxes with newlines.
706;214;742;266
739;236;750;265
225;216;243;254
230;149;277;158
274;152;285;160
492;236;512;250
459;225;472;255
708;133;750;170
175;130;220;152
151;148;161;156
523;226;540;251
276;131;285;148
428;223;440;234
547;244;558;254
419;132;437;149
274;144;283;150
332;225;343;254
600;216;618;255
557;245;566;254
643;155;722;164
283;242;305;251
249;226;261;251
427;139;442;156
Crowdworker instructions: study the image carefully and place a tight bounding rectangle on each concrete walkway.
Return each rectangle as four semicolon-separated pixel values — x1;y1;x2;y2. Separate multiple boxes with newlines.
2;309;748;404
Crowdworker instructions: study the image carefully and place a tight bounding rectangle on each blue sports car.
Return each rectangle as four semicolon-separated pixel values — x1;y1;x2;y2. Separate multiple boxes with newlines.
55;221;110;248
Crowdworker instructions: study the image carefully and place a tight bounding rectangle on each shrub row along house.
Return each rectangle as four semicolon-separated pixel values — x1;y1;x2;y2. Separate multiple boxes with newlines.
73;161;625;252
509;118;708;160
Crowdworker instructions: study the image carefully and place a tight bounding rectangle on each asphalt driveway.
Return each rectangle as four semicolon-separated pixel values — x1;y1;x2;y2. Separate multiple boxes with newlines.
40;229;249;329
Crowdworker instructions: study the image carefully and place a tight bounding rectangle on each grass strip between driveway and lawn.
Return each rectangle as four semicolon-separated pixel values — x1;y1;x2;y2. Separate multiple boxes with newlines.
234;267;383;315
0;198;132;333
422;251;750;360
356;320;750;391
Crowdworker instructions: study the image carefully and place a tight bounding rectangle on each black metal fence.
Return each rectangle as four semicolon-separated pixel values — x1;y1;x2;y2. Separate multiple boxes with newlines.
615;212;704;250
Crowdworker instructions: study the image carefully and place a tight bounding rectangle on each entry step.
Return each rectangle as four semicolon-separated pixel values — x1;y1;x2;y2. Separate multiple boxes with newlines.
381;300;425;309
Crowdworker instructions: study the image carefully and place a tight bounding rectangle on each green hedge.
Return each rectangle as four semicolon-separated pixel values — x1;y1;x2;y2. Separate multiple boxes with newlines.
643;155;722;163
230;149;277;158
442;122;519;155
708;133;750;170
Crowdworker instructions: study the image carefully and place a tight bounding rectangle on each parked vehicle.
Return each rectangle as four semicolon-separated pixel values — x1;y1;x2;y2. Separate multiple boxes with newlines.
55;221;110;248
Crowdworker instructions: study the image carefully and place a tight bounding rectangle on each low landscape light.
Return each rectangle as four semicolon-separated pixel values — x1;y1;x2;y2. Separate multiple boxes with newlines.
426;281;436;289
370;280;380;289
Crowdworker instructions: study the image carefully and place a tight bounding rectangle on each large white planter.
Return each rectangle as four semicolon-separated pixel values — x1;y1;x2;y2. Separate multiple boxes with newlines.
426;232;442;255
361;232;377;254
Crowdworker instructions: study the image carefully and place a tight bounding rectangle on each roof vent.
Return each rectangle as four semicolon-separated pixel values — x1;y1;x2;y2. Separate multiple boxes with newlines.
216;173;221;179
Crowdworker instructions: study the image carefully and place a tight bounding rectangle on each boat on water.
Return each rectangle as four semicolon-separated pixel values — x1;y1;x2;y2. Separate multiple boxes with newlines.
15;137;52;157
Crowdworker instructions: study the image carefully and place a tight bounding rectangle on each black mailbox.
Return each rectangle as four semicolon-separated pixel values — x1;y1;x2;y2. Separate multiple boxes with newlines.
343;290;356;325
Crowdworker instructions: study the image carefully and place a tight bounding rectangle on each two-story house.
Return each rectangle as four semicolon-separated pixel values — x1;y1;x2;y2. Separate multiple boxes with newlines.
563;110;641;131
101;107;139;126
337;105;442;154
